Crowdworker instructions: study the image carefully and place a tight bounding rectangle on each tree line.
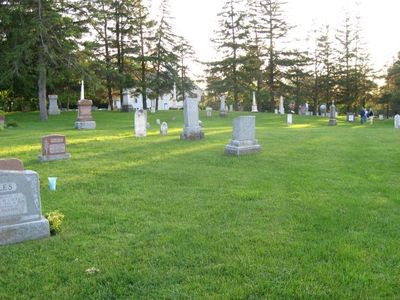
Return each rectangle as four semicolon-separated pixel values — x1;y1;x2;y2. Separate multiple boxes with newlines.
0;0;195;120
1;0;400;119
206;0;400;115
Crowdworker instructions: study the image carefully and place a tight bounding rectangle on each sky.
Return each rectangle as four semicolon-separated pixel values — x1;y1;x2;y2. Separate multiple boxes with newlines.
151;0;400;82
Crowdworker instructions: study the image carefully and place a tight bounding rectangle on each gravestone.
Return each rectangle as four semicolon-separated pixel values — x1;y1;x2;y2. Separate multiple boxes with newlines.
251;91;258;112
225;116;261;155
347;113;355;122
0;170;50;245
160;122;168;136
75;100;96;129
0;159;24;171
38;135;71;162
134;109;147;137
329;102;337;126
122;90;133;112
180;98;204;140
229;104;234;112
320;104;327;117
219;95;227;117
279;96;285;114
156;119;161;125
287;113;293;126
394;114;400;129
206;107;212;117
48;95;60;115
379;114;384;120
274;109;278;114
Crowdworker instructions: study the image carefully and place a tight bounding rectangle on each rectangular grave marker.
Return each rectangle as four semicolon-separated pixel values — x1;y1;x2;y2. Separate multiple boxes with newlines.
39;135;71;162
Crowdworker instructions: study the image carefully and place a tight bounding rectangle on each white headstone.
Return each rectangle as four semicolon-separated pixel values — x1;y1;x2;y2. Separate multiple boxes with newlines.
394;114;400;129
225;116;261;155
279;96;285;114
379;114;384;120
206;107;212;117
160;122;168;136
229;104;234;112
274;109;278;114
181;98;204;140
156;119;160;125
251;91;258;112
287;113;293;126
219;95;227;117
0;170;50;245
134;109;147;137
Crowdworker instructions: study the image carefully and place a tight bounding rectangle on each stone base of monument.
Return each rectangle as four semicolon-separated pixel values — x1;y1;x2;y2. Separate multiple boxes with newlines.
0;218;50;246
39;153;71;162
329;119;337;126
219;111;227;117
48;109;60;115
75;121;96;130
225;139;261;155
122;105;133;112
180;129;204;140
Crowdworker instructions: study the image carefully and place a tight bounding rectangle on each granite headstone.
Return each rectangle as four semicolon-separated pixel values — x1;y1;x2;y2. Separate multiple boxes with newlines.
225;116;261;155
180;98;204;140
39;135;71;162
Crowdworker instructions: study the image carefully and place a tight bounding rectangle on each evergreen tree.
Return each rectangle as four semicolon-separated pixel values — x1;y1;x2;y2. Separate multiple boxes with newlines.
173;36;196;100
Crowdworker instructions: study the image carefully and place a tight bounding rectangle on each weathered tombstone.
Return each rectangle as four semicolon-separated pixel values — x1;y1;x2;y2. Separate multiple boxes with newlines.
160;122;168;136
134;109;147;137
320;104;327;117
156;119;161;125
299;104;306;115
379;114;384;120
347;113;355;122
229;104;234;112
394;114;400;129
75;81;96;130
287;113;293;126
329;102;337;126
219;95;227;117
225;116;261;155
274;109;278;114
180;98;204;140
38;135;71;162
0;169;50;245
122;90;133;112
0;159;24;171
151;100;156;113
48;95;60;115
251;91;258;113
206;107;212;117
279;96;285;114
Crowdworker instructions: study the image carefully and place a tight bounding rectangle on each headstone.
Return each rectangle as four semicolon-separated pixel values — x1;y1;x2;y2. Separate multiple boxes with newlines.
180;98;204;140
0;170;50;245
206;107;212;117
225;116;261;155
219;95;227;117
320;104;327;117
151;100;156;113
48;95;60;115
379;114;384;120
347;113;355;122
134;109;147;137
75;81;96;129
329;102;337;126
251;91;258;113
279;96;285;114
394;114;400;129
274;109;278;114
287;113;293;126
229;104;234;112
38;135;71;162
156;119;161;125
122;90;133;112
299;104;306;115
0;159;24;171
160;122;168;136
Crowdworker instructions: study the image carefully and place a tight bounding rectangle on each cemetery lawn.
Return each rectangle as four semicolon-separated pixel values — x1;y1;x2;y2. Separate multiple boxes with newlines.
1;110;400;299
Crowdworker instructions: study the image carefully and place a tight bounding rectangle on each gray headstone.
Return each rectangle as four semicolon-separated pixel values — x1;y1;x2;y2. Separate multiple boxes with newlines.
156;119;161;125
48;95;60;115
225;116;261;155
395;114;400;129
180;98;204;140
160;122;168;136
287;113;293;126
0;170;50;245
39;135;71;162
206;107;212;117
219;95;227;117
329;102;337;126
135;109;147;137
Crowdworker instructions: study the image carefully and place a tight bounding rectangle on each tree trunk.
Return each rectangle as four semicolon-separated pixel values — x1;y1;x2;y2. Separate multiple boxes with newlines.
38;54;48;121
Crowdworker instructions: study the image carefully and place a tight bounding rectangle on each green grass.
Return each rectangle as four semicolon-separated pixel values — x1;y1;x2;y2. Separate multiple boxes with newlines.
0;110;399;299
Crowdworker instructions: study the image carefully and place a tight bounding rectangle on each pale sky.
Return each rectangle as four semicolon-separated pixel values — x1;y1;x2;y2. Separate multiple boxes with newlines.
151;0;400;81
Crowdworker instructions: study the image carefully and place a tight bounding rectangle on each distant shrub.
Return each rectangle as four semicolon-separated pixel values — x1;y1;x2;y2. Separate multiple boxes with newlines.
6;120;18;127
0;125;4;131
0;110;4;116
45;211;65;235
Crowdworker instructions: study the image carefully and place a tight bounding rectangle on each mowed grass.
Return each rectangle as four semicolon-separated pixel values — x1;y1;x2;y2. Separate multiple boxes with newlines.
0;110;399;299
